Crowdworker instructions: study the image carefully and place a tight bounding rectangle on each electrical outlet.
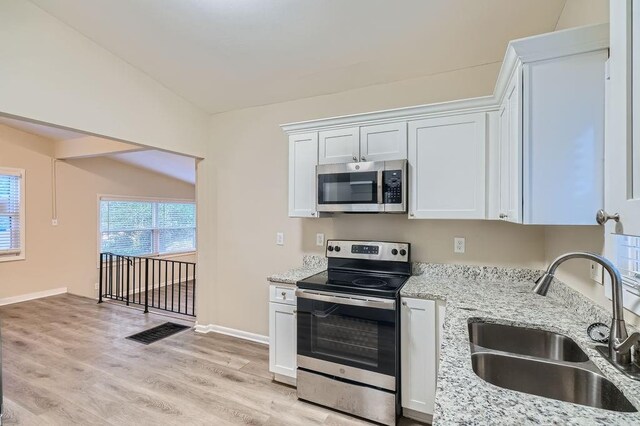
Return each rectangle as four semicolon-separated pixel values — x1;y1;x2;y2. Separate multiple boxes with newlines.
316;233;325;247
590;261;603;284
276;232;284;246
454;237;465;254
51;219;58;226
94;283;99;290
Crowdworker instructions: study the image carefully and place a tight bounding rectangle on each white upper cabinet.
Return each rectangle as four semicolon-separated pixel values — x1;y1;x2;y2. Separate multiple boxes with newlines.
282;24;609;224
288;132;319;218
359;122;408;162
494;25;608;225
318;127;359;164
605;1;640;236
497;66;523;223
408;113;487;219
522;50;606;225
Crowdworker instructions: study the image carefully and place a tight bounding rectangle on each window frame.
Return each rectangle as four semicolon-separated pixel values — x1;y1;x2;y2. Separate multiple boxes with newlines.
0;167;26;263
97;194;196;261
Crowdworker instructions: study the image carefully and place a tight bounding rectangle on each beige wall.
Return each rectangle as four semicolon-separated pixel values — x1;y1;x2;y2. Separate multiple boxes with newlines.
205;62;550;335
0;0;208;158
0;124;195;300
555;0;609;31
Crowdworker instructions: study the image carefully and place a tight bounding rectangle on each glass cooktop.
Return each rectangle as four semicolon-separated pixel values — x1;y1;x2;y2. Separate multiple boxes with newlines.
297;269;409;298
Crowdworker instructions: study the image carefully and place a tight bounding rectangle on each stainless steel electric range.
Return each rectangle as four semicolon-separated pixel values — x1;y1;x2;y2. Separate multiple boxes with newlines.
295;240;411;426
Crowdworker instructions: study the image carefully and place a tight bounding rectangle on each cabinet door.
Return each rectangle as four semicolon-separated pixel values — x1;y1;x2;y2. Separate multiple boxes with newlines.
408;113;487;219
359;122;407;162
288;132;318;218
498;68;523;223
523;51;606;225
269;302;297;379
603;2;640;315
318;127;359;164
401;297;437;415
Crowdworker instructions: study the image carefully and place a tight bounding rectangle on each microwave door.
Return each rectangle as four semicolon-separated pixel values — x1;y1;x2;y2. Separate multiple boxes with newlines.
316;164;385;213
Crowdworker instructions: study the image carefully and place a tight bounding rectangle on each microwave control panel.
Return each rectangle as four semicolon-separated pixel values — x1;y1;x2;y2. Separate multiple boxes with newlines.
383;170;403;204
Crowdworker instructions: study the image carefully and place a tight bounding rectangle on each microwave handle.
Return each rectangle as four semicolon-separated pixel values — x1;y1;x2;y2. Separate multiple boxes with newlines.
377;170;383;204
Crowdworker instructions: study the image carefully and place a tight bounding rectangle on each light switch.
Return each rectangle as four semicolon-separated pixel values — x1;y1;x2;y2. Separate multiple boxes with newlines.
276;232;284;246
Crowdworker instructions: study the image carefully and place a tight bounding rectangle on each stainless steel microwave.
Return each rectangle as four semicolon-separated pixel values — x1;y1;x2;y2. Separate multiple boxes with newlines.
316;160;407;213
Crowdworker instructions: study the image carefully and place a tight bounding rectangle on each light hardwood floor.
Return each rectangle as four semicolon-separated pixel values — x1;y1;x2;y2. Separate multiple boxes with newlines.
0;294;425;425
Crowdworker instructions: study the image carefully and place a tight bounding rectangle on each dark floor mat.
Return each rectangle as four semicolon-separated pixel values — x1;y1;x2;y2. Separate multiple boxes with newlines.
126;322;190;344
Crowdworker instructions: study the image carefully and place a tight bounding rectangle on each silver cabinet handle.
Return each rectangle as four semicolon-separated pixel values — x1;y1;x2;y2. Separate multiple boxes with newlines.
361;156;366;161
596;209;620;225
402;301;407;306
352;156;358;161
499;213;508;219
409;213;415;217
310;212;316;216
281;291;287;299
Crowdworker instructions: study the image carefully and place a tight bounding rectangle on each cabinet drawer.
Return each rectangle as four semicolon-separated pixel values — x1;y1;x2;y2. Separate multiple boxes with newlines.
270;285;297;305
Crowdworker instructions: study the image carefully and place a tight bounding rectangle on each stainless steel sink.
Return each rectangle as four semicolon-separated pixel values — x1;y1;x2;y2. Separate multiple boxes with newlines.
468;322;589;362
472;352;637;412
468;320;638;413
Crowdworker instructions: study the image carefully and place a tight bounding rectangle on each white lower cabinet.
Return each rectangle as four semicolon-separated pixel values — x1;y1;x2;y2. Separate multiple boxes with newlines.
268;284;297;385
401;297;444;422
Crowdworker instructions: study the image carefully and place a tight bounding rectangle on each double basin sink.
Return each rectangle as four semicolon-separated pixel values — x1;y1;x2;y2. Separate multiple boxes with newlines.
468;321;637;413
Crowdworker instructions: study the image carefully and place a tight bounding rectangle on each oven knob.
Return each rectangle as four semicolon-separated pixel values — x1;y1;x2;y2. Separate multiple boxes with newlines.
335;246;341;252
327;246;334;252
400;249;407;256
391;249;398;255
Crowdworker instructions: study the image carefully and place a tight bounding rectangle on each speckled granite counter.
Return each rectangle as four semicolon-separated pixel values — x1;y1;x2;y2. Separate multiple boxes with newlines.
267;255;327;285
402;263;640;425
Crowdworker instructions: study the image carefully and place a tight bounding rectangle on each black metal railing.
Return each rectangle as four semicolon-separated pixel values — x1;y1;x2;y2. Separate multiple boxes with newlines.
98;252;196;317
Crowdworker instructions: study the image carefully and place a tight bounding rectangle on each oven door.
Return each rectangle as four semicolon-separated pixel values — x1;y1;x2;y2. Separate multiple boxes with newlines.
295;289;397;390
316;162;384;212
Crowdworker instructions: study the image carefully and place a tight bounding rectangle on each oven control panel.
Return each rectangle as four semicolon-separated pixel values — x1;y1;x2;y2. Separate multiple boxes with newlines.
326;240;410;262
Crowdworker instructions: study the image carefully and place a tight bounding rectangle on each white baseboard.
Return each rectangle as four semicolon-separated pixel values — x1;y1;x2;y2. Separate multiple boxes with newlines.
195;323;269;345
402;407;432;424
0;287;68;306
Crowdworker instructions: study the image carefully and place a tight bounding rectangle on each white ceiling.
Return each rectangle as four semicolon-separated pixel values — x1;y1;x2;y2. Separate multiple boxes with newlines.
29;0;567;114
108;150;196;184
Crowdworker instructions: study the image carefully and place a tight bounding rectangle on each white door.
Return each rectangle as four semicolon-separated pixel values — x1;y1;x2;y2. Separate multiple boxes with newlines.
268;302;297;378
604;2;640;315
318;127;359;164
408;113;487;219
359;122;407;162
498;68;523;223
401;297;437;416
288;132;318;218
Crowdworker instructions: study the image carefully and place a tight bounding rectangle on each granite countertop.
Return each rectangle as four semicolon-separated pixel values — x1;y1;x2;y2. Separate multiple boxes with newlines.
402;263;640;425
267;255;327;285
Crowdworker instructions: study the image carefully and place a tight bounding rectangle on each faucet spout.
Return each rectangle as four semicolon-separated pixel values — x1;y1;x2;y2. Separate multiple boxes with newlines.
534;252;634;367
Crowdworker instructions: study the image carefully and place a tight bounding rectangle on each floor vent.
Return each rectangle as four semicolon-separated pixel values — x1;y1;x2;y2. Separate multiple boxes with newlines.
127;322;190;344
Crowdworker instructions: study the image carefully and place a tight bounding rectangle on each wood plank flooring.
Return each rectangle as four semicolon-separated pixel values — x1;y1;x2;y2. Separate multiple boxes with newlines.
0;294;425;425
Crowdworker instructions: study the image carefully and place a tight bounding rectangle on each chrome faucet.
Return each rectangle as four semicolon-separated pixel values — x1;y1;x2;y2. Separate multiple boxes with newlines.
534;252;640;376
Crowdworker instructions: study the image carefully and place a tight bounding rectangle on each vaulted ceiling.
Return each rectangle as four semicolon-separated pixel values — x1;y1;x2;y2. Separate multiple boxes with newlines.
29;0;567;114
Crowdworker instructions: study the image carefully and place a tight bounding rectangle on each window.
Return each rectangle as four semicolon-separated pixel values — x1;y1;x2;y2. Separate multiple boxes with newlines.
0;168;25;261
100;197;196;257
616;235;640;296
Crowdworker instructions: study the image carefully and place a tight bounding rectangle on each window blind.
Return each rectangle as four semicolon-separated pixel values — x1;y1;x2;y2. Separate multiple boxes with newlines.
100;198;196;257
616;235;640;296
0;172;22;256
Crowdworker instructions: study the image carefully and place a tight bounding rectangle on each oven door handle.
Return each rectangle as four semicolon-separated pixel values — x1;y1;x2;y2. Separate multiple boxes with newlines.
295;289;396;310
